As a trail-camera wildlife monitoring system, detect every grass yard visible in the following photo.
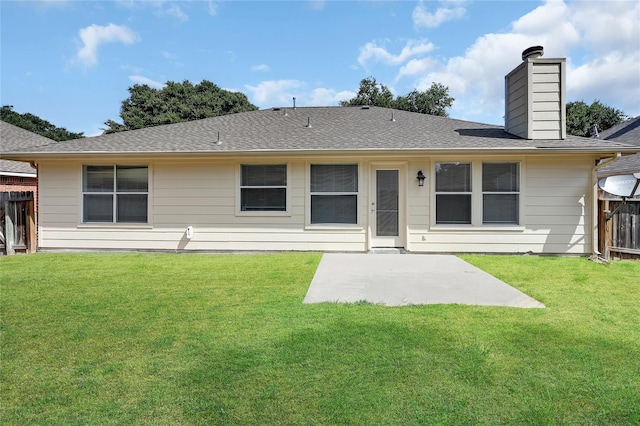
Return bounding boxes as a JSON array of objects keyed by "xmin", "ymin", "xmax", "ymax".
[{"xmin": 1, "ymin": 253, "xmax": 639, "ymax": 425}]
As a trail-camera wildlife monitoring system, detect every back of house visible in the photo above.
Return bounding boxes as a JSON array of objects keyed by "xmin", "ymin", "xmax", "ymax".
[{"xmin": 2, "ymin": 48, "xmax": 638, "ymax": 255}]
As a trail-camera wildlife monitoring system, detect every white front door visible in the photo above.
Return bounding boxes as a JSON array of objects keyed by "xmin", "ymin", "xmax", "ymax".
[{"xmin": 370, "ymin": 165, "xmax": 405, "ymax": 248}]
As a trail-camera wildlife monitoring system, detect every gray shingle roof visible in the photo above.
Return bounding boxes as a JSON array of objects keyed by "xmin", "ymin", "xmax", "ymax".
[
  {"xmin": 2, "ymin": 107, "xmax": 638, "ymax": 158},
  {"xmin": 1, "ymin": 120, "xmax": 56, "ymax": 175},
  {"xmin": 597, "ymin": 116, "xmax": 640, "ymax": 177},
  {"xmin": 599, "ymin": 116, "xmax": 640, "ymax": 145}
]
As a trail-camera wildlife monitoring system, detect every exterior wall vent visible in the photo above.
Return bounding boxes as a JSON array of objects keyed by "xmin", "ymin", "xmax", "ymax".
[{"xmin": 505, "ymin": 46, "xmax": 566, "ymax": 140}]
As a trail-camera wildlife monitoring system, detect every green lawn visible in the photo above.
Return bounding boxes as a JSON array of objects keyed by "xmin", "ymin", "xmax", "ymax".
[{"xmin": 1, "ymin": 253, "xmax": 638, "ymax": 425}]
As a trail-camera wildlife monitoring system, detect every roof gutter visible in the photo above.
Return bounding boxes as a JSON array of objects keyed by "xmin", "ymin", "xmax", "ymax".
[
  {"xmin": 2, "ymin": 146, "xmax": 637, "ymax": 161},
  {"xmin": 591, "ymin": 152, "xmax": 622, "ymax": 258}
]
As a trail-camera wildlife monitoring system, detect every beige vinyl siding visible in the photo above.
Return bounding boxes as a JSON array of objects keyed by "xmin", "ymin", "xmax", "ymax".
[
  {"xmin": 37, "ymin": 158, "xmax": 367, "ymax": 252},
  {"xmin": 408, "ymin": 155, "xmax": 593, "ymax": 254},
  {"xmin": 505, "ymin": 63, "xmax": 528, "ymax": 138},
  {"xmin": 531, "ymin": 62, "xmax": 564, "ymax": 139},
  {"xmin": 505, "ymin": 58, "xmax": 566, "ymax": 140},
  {"xmin": 38, "ymin": 162, "xmax": 78, "ymax": 228},
  {"xmin": 36, "ymin": 154, "xmax": 595, "ymax": 254}
]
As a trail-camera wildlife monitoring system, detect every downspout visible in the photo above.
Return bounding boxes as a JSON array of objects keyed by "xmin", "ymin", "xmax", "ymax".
[{"xmin": 591, "ymin": 153, "xmax": 621, "ymax": 257}]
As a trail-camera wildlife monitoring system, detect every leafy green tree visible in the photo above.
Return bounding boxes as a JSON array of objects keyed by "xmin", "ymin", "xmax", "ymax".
[
  {"xmin": 340, "ymin": 77, "xmax": 394, "ymax": 108},
  {"xmin": 566, "ymin": 100, "xmax": 628, "ymax": 137},
  {"xmin": 340, "ymin": 77, "xmax": 454, "ymax": 117},
  {"xmin": 104, "ymin": 80, "xmax": 258, "ymax": 133},
  {"xmin": 393, "ymin": 83, "xmax": 454, "ymax": 117},
  {"xmin": 1, "ymin": 105, "xmax": 84, "ymax": 141}
]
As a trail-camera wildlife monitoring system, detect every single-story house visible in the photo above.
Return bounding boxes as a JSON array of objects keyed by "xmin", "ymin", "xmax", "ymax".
[
  {"xmin": 2, "ymin": 50, "xmax": 639, "ymax": 255},
  {"xmin": 0, "ymin": 121, "xmax": 55, "ymax": 254},
  {"xmin": 596, "ymin": 116, "xmax": 640, "ymax": 259}
]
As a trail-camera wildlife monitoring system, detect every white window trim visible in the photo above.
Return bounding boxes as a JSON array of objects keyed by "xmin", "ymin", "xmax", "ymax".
[
  {"xmin": 235, "ymin": 162, "xmax": 291, "ymax": 217},
  {"xmin": 430, "ymin": 159, "xmax": 525, "ymax": 231},
  {"xmin": 305, "ymin": 162, "xmax": 363, "ymax": 229},
  {"xmin": 80, "ymin": 164, "xmax": 152, "ymax": 226}
]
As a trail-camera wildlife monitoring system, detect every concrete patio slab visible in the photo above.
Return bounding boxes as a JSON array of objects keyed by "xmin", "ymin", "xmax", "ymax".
[{"xmin": 303, "ymin": 253, "xmax": 545, "ymax": 308}]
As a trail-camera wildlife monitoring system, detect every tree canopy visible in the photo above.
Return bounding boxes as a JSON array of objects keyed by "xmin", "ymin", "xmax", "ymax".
[
  {"xmin": 340, "ymin": 77, "xmax": 394, "ymax": 108},
  {"xmin": 104, "ymin": 80, "xmax": 259, "ymax": 134},
  {"xmin": 340, "ymin": 77, "xmax": 454, "ymax": 117},
  {"xmin": 1, "ymin": 105, "xmax": 84, "ymax": 141},
  {"xmin": 566, "ymin": 100, "xmax": 629, "ymax": 137}
]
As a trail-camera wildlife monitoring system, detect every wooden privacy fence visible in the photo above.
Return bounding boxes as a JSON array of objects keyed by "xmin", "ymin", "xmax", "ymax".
[
  {"xmin": 1, "ymin": 191, "xmax": 36, "ymax": 255},
  {"xmin": 606, "ymin": 201, "xmax": 640, "ymax": 259}
]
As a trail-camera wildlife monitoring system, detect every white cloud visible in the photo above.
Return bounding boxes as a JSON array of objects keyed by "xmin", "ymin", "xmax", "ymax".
[
  {"xmin": 208, "ymin": 1, "xmax": 219, "ymax": 16},
  {"xmin": 358, "ymin": 39, "xmax": 435, "ymax": 67},
  {"xmin": 128, "ymin": 75, "xmax": 166, "ymax": 89},
  {"xmin": 309, "ymin": 88, "xmax": 355, "ymax": 106},
  {"xmin": 244, "ymin": 80, "xmax": 354, "ymax": 108},
  {"xmin": 412, "ymin": 0, "xmax": 467, "ymax": 29},
  {"xmin": 116, "ymin": 1, "xmax": 189, "ymax": 21},
  {"xmin": 396, "ymin": 57, "xmax": 437, "ymax": 81},
  {"xmin": 159, "ymin": 4, "xmax": 188, "ymax": 22},
  {"xmin": 251, "ymin": 64, "xmax": 271, "ymax": 72},
  {"xmin": 245, "ymin": 80, "xmax": 306, "ymax": 107},
  {"xmin": 76, "ymin": 23, "xmax": 139, "ymax": 67},
  {"xmin": 407, "ymin": 0, "xmax": 640, "ymax": 124},
  {"xmin": 309, "ymin": 1, "xmax": 326, "ymax": 11},
  {"xmin": 29, "ymin": 0, "xmax": 70, "ymax": 11}
]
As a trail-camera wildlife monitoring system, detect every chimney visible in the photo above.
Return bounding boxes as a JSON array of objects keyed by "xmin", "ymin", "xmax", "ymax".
[{"xmin": 504, "ymin": 46, "xmax": 566, "ymax": 140}]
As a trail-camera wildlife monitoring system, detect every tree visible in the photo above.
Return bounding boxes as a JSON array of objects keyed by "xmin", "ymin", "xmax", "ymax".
[
  {"xmin": 104, "ymin": 80, "xmax": 259, "ymax": 133},
  {"xmin": 1, "ymin": 105, "xmax": 84, "ymax": 141},
  {"xmin": 393, "ymin": 83, "xmax": 454, "ymax": 117},
  {"xmin": 340, "ymin": 77, "xmax": 394, "ymax": 108},
  {"xmin": 340, "ymin": 77, "xmax": 454, "ymax": 117},
  {"xmin": 566, "ymin": 100, "xmax": 628, "ymax": 137}
]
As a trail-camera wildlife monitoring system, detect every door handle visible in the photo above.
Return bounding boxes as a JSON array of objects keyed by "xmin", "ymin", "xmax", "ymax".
[{"xmin": 371, "ymin": 202, "xmax": 375, "ymax": 212}]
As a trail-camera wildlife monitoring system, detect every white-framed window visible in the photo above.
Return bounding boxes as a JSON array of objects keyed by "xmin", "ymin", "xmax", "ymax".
[
  {"xmin": 82, "ymin": 165, "xmax": 148, "ymax": 223},
  {"xmin": 482, "ymin": 162, "xmax": 520, "ymax": 225},
  {"xmin": 435, "ymin": 162, "xmax": 472, "ymax": 224},
  {"xmin": 433, "ymin": 160, "xmax": 521, "ymax": 227},
  {"xmin": 240, "ymin": 164, "xmax": 287, "ymax": 212},
  {"xmin": 310, "ymin": 164, "xmax": 358, "ymax": 224}
]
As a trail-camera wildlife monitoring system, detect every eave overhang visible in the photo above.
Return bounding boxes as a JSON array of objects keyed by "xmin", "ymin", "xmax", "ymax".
[{"xmin": 2, "ymin": 146, "xmax": 638, "ymax": 162}]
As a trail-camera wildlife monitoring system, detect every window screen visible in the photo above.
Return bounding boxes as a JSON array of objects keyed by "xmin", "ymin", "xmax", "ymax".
[
  {"xmin": 240, "ymin": 164, "xmax": 287, "ymax": 211},
  {"xmin": 310, "ymin": 164, "xmax": 358, "ymax": 224},
  {"xmin": 435, "ymin": 163, "xmax": 471, "ymax": 224},
  {"xmin": 483, "ymin": 163, "xmax": 519, "ymax": 224},
  {"xmin": 83, "ymin": 165, "xmax": 148, "ymax": 223}
]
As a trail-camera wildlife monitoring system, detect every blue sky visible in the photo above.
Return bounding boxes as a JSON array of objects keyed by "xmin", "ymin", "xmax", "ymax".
[{"xmin": 1, "ymin": 0, "xmax": 639, "ymax": 137}]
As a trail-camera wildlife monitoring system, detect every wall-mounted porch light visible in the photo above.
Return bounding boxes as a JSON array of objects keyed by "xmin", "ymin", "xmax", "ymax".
[{"xmin": 416, "ymin": 170, "xmax": 426, "ymax": 187}]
